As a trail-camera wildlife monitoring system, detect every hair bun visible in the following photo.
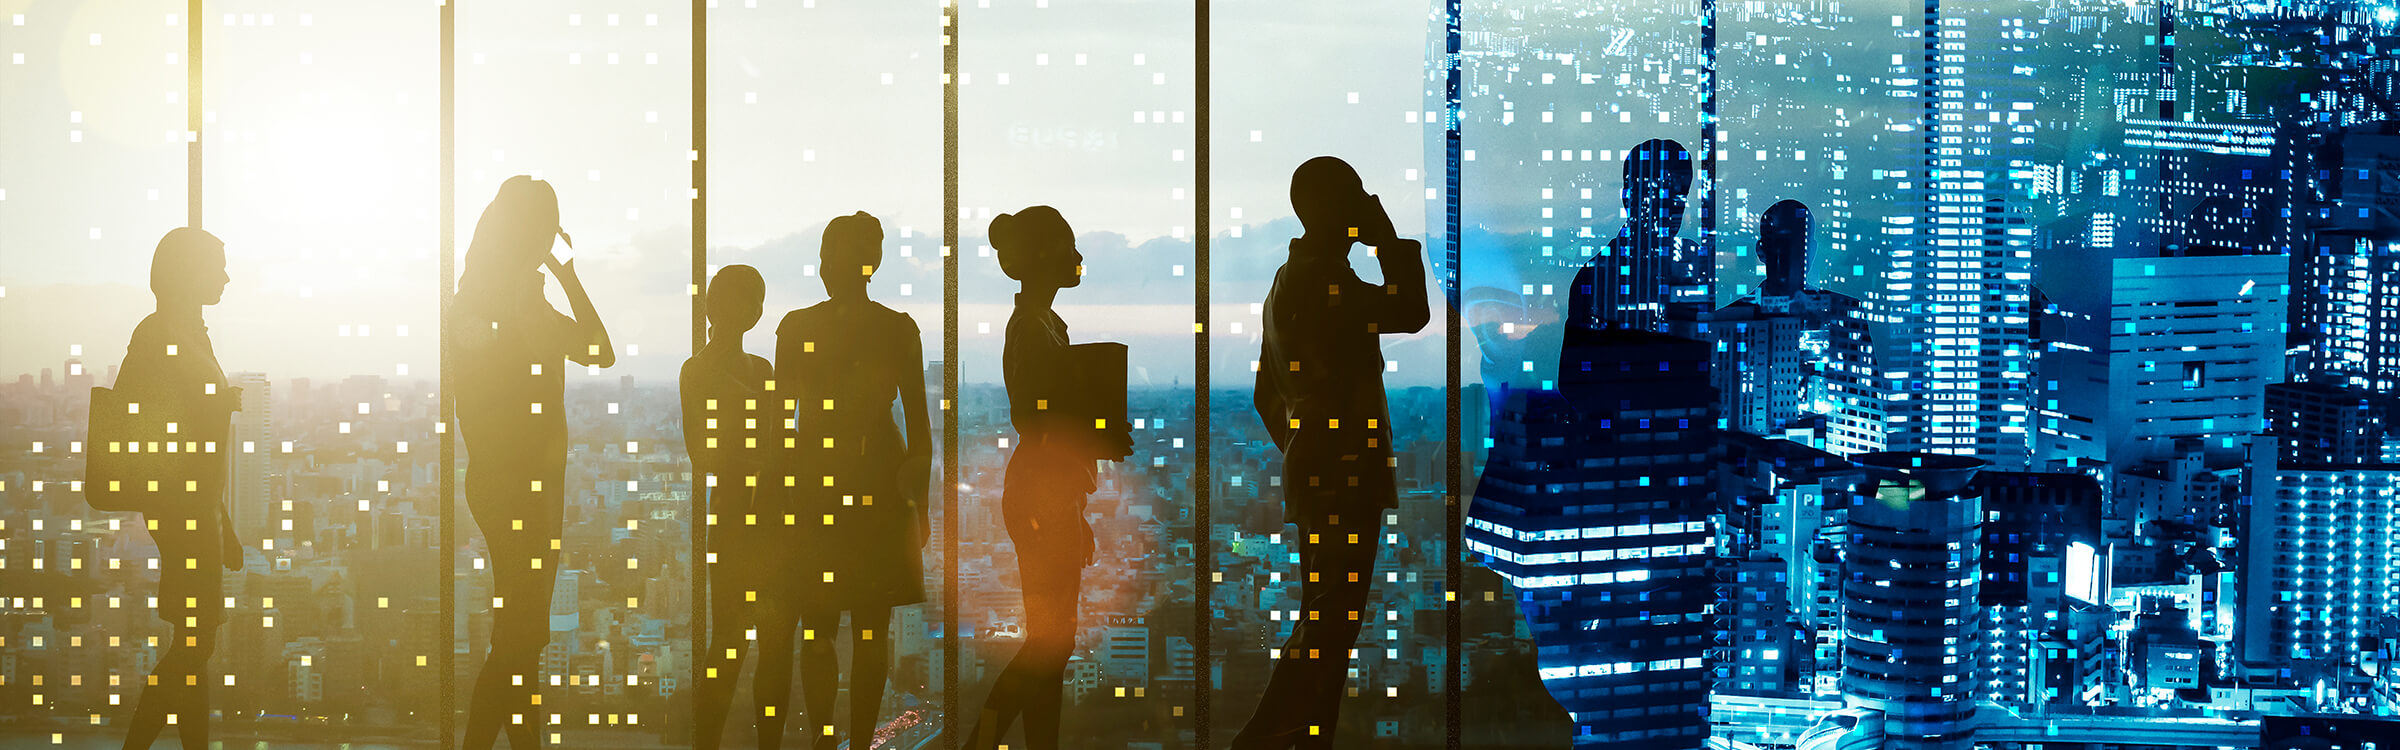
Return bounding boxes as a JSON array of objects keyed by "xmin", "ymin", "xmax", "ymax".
[
  {"xmin": 990, "ymin": 212, "xmax": 1019, "ymax": 247},
  {"xmin": 990, "ymin": 212, "xmax": 1024, "ymax": 280}
]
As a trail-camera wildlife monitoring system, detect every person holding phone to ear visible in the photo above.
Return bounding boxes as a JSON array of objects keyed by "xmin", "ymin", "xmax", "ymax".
[
  {"xmin": 450, "ymin": 176, "xmax": 615, "ymax": 750},
  {"xmin": 1236, "ymin": 157, "xmax": 1429, "ymax": 750}
]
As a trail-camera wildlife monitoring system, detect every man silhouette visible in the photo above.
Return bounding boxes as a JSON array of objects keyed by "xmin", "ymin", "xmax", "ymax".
[
  {"xmin": 1757, "ymin": 199, "xmax": 1812, "ymax": 301},
  {"xmin": 1238, "ymin": 156, "xmax": 1429, "ymax": 749},
  {"xmin": 1565, "ymin": 139, "xmax": 1697, "ymax": 333}
]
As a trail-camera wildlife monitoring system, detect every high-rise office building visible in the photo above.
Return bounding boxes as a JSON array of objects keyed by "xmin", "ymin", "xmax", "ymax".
[
  {"xmin": 231, "ymin": 372, "xmax": 274, "ymax": 542},
  {"xmin": 1717, "ymin": 435, "xmax": 1860, "ymax": 698},
  {"xmin": 2264, "ymin": 380, "xmax": 2393, "ymax": 465},
  {"xmin": 2037, "ymin": 250, "xmax": 2289, "ymax": 469},
  {"xmin": 1840, "ymin": 452, "xmax": 1984, "ymax": 750},
  {"xmin": 1717, "ymin": 433, "xmax": 1865, "ymax": 699},
  {"xmin": 2102, "ymin": 254, "xmax": 2288, "ymax": 465},
  {"xmin": 1820, "ymin": 291, "xmax": 1893, "ymax": 458},
  {"xmin": 1464, "ymin": 327, "xmax": 1716, "ymax": 749},
  {"xmin": 1871, "ymin": 0, "xmax": 2040, "ymax": 470},
  {"xmin": 2297, "ymin": 128, "xmax": 2400, "ymax": 392},
  {"xmin": 1691, "ymin": 302, "xmax": 1809, "ymax": 436},
  {"xmin": 1102, "ymin": 615, "xmax": 1149, "ymax": 688},
  {"xmin": 2240, "ymin": 440, "xmax": 2400, "ymax": 692}
]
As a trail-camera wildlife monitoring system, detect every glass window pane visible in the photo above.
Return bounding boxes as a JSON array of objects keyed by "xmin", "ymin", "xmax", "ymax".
[
  {"xmin": 1, "ymin": 2, "xmax": 198, "ymax": 746},
  {"xmin": 960, "ymin": 1, "xmax": 1198, "ymax": 746},
  {"xmin": 453, "ymin": 3, "xmax": 691, "ymax": 745},
  {"xmin": 201, "ymin": 0, "xmax": 447, "ymax": 737},
  {"xmin": 706, "ymin": 2, "xmax": 945, "ymax": 748},
  {"xmin": 1209, "ymin": 1, "xmax": 1455, "ymax": 744},
  {"xmin": 1457, "ymin": 0, "xmax": 1711, "ymax": 746}
]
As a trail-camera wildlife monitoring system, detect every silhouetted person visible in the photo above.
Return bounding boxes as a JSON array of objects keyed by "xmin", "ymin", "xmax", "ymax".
[
  {"xmin": 966, "ymin": 207, "xmax": 1133, "ymax": 750},
  {"xmin": 1238, "ymin": 156, "xmax": 1430, "ymax": 750},
  {"xmin": 117, "ymin": 227, "xmax": 244, "ymax": 750},
  {"xmin": 685, "ymin": 265, "xmax": 792, "ymax": 750},
  {"xmin": 2177, "ymin": 196, "xmax": 2250, "ymax": 257},
  {"xmin": 1566, "ymin": 139, "xmax": 1695, "ymax": 332},
  {"xmin": 451, "ymin": 176, "xmax": 615, "ymax": 750},
  {"xmin": 1758, "ymin": 199, "xmax": 1812, "ymax": 299},
  {"xmin": 775, "ymin": 212, "xmax": 931, "ymax": 750}
]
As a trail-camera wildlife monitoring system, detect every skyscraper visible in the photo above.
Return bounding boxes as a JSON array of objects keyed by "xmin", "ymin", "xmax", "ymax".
[
  {"xmin": 1691, "ymin": 301, "xmax": 1809, "ymax": 436},
  {"xmin": 2297, "ymin": 127, "xmax": 2400, "ymax": 392},
  {"xmin": 2264, "ymin": 380, "xmax": 2393, "ymax": 465},
  {"xmin": 1873, "ymin": 0, "xmax": 2040, "ymax": 469},
  {"xmin": 1821, "ymin": 290, "xmax": 1893, "ymax": 457},
  {"xmin": 2103, "ymin": 253, "xmax": 2288, "ymax": 465},
  {"xmin": 231, "ymin": 371, "xmax": 274, "ymax": 542},
  {"xmin": 1840, "ymin": 452, "xmax": 1984, "ymax": 750},
  {"xmin": 2240, "ymin": 439, "xmax": 2400, "ymax": 695},
  {"xmin": 1464, "ymin": 327, "xmax": 1716, "ymax": 749}
]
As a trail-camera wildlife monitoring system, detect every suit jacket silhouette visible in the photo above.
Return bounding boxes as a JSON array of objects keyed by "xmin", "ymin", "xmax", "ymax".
[{"xmin": 1254, "ymin": 237, "xmax": 1429, "ymax": 523}]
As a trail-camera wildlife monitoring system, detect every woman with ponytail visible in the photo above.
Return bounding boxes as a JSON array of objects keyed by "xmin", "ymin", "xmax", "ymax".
[{"xmin": 450, "ymin": 176, "xmax": 615, "ymax": 750}]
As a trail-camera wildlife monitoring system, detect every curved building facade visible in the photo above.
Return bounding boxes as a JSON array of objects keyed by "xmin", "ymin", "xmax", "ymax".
[{"xmin": 1840, "ymin": 452, "xmax": 1984, "ymax": 750}]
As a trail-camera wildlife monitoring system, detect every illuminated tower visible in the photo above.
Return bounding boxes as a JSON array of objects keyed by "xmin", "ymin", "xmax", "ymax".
[
  {"xmin": 1873, "ymin": 0, "xmax": 2039, "ymax": 469},
  {"xmin": 1464, "ymin": 327, "xmax": 1716, "ymax": 749},
  {"xmin": 2240, "ymin": 440, "xmax": 2400, "ymax": 694},
  {"xmin": 1840, "ymin": 452, "xmax": 1983, "ymax": 750},
  {"xmin": 231, "ymin": 371, "xmax": 274, "ymax": 542}
]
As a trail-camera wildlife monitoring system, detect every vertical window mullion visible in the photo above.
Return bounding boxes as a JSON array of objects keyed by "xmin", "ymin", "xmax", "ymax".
[
  {"xmin": 1193, "ymin": 1, "xmax": 1213, "ymax": 746},
  {"xmin": 690, "ymin": 0, "xmax": 711, "ymax": 733},
  {"xmin": 941, "ymin": 2, "xmax": 962, "ymax": 746},
  {"xmin": 437, "ymin": 2, "xmax": 457, "ymax": 748},
  {"xmin": 1443, "ymin": 1, "xmax": 1465, "ymax": 747}
]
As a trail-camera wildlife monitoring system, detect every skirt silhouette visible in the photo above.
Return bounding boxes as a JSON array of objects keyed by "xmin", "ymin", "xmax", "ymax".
[{"xmin": 790, "ymin": 456, "xmax": 925, "ymax": 611}]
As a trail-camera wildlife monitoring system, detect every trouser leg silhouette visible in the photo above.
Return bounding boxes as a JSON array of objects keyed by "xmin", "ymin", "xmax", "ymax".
[
  {"xmin": 798, "ymin": 610, "xmax": 844, "ymax": 750},
  {"xmin": 848, "ymin": 607, "xmax": 893, "ymax": 748},
  {"xmin": 697, "ymin": 486, "xmax": 771, "ymax": 750},
  {"xmin": 1233, "ymin": 509, "xmax": 1381, "ymax": 750},
  {"xmin": 125, "ymin": 520, "xmax": 220, "ymax": 750},
  {"xmin": 464, "ymin": 467, "xmax": 562, "ymax": 750},
  {"xmin": 121, "ymin": 623, "xmax": 215, "ymax": 750},
  {"xmin": 969, "ymin": 535, "xmax": 1083, "ymax": 750},
  {"xmin": 752, "ymin": 604, "xmax": 802, "ymax": 750},
  {"xmin": 695, "ymin": 577, "xmax": 756, "ymax": 749}
]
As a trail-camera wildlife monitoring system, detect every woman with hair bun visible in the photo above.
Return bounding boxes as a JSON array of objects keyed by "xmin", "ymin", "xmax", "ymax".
[
  {"xmin": 966, "ymin": 206, "xmax": 1132, "ymax": 750},
  {"xmin": 774, "ymin": 211, "xmax": 931, "ymax": 750}
]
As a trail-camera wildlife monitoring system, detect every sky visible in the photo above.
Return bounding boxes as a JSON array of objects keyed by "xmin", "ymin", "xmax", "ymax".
[{"xmin": 0, "ymin": 0, "xmax": 1453, "ymax": 386}]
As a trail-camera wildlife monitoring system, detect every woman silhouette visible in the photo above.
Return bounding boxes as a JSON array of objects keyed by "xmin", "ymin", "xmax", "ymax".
[
  {"xmin": 118, "ymin": 227, "xmax": 244, "ymax": 750},
  {"xmin": 774, "ymin": 212, "xmax": 931, "ymax": 750},
  {"xmin": 450, "ymin": 176, "xmax": 614, "ymax": 750},
  {"xmin": 967, "ymin": 206, "xmax": 1131, "ymax": 750},
  {"xmin": 684, "ymin": 265, "xmax": 794, "ymax": 750}
]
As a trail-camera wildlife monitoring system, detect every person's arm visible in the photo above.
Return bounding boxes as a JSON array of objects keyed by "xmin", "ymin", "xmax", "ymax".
[
  {"xmin": 1005, "ymin": 316, "xmax": 1077, "ymax": 444},
  {"xmin": 545, "ymin": 256, "xmax": 616, "ymax": 368},
  {"xmin": 770, "ymin": 315, "xmax": 808, "ymax": 493},
  {"xmin": 898, "ymin": 319, "xmax": 933, "ymax": 547},
  {"xmin": 1564, "ymin": 256, "xmax": 1601, "ymax": 333},
  {"xmin": 1254, "ymin": 288, "xmax": 1294, "ymax": 452},
  {"xmin": 679, "ymin": 359, "xmax": 712, "ymax": 478},
  {"xmin": 1355, "ymin": 195, "xmax": 1431, "ymax": 335},
  {"xmin": 1366, "ymin": 239, "xmax": 1431, "ymax": 334}
]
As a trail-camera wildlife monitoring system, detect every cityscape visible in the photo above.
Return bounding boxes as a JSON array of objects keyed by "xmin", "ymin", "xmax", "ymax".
[{"xmin": 7, "ymin": 0, "xmax": 2400, "ymax": 748}]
